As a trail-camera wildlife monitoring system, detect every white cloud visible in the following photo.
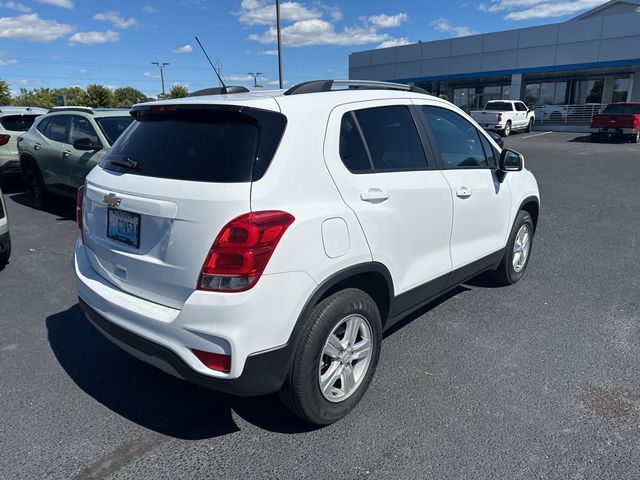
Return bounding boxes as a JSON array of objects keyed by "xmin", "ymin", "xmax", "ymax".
[
  {"xmin": 363, "ymin": 13, "xmax": 408, "ymax": 29},
  {"xmin": 142, "ymin": 5, "xmax": 157, "ymax": 14},
  {"xmin": 0, "ymin": 13, "xmax": 72, "ymax": 42},
  {"xmin": 69, "ymin": 30, "xmax": 120, "ymax": 45},
  {"xmin": 266, "ymin": 79, "xmax": 288, "ymax": 86},
  {"xmin": 0, "ymin": 57, "xmax": 18, "ymax": 65},
  {"xmin": 36, "ymin": 0, "xmax": 73, "ymax": 8},
  {"xmin": 248, "ymin": 19, "xmax": 391, "ymax": 46},
  {"xmin": 93, "ymin": 11, "xmax": 138, "ymax": 29},
  {"xmin": 505, "ymin": 0, "xmax": 604, "ymax": 20},
  {"xmin": 0, "ymin": 1, "xmax": 31, "ymax": 13},
  {"xmin": 143, "ymin": 71, "xmax": 160, "ymax": 79},
  {"xmin": 226, "ymin": 74, "xmax": 253, "ymax": 82},
  {"xmin": 172, "ymin": 44, "xmax": 192, "ymax": 54},
  {"xmin": 75, "ymin": 68, "xmax": 88, "ymax": 74},
  {"xmin": 259, "ymin": 49, "xmax": 278, "ymax": 55},
  {"xmin": 430, "ymin": 17, "xmax": 476, "ymax": 37},
  {"xmin": 238, "ymin": 0, "xmax": 322, "ymax": 25},
  {"xmin": 377, "ymin": 37, "xmax": 411, "ymax": 49}
]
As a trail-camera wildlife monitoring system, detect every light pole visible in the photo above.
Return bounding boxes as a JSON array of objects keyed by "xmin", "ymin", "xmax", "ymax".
[
  {"xmin": 248, "ymin": 72, "xmax": 263, "ymax": 88},
  {"xmin": 151, "ymin": 61, "xmax": 170, "ymax": 97},
  {"xmin": 276, "ymin": 0, "xmax": 283, "ymax": 89}
]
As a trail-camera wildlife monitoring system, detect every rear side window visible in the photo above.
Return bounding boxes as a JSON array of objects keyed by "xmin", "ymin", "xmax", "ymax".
[
  {"xmin": 348, "ymin": 105, "xmax": 428, "ymax": 172},
  {"xmin": 101, "ymin": 107, "xmax": 286, "ymax": 182},
  {"xmin": 43, "ymin": 115, "xmax": 70, "ymax": 143},
  {"xmin": 339, "ymin": 114, "xmax": 372, "ymax": 172},
  {"xmin": 1, "ymin": 115, "xmax": 40, "ymax": 132},
  {"xmin": 36, "ymin": 117, "xmax": 50, "ymax": 134}
]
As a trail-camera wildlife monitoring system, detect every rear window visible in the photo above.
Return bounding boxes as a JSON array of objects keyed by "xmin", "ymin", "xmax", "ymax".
[
  {"xmin": 96, "ymin": 116, "xmax": 133, "ymax": 145},
  {"xmin": 603, "ymin": 103, "xmax": 640, "ymax": 114},
  {"xmin": 100, "ymin": 106, "xmax": 287, "ymax": 182},
  {"xmin": 484, "ymin": 102, "xmax": 513, "ymax": 111},
  {"xmin": 1, "ymin": 114, "xmax": 40, "ymax": 132}
]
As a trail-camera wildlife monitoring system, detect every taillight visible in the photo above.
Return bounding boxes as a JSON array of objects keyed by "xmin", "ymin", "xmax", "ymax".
[
  {"xmin": 497, "ymin": 113, "xmax": 503, "ymax": 122},
  {"xmin": 198, "ymin": 210, "xmax": 295, "ymax": 292},
  {"xmin": 192, "ymin": 349, "xmax": 231, "ymax": 373},
  {"xmin": 76, "ymin": 185, "xmax": 85, "ymax": 232},
  {"xmin": 0, "ymin": 134, "xmax": 10, "ymax": 146}
]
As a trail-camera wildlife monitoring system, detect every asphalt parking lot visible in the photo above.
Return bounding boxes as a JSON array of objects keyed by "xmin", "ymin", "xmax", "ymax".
[{"xmin": 1, "ymin": 131, "xmax": 639, "ymax": 480}]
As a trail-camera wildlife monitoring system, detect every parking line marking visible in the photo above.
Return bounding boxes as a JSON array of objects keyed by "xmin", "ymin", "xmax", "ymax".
[{"xmin": 522, "ymin": 131, "xmax": 553, "ymax": 139}]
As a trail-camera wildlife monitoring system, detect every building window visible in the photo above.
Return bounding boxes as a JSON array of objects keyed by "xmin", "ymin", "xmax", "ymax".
[
  {"xmin": 613, "ymin": 77, "xmax": 630, "ymax": 103},
  {"xmin": 524, "ymin": 82, "xmax": 567, "ymax": 105},
  {"xmin": 572, "ymin": 79, "xmax": 604, "ymax": 104},
  {"xmin": 524, "ymin": 84, "xmax": 540, "ymax": 105}
]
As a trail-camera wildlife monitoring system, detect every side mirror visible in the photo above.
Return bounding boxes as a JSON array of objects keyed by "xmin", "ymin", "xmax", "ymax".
[
  {"xmin": 73, "ymin": 138, "xmax": 102, "ymax": 151},
  {"xmin": 498, "ymin": 148, "xmax": 523, "ymax": 172}
]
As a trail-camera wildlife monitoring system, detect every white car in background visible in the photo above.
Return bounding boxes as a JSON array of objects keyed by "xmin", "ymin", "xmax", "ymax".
[
  {"xmin": 0, "ymin": 106, "xmax": 48, "ymax": 176},
  {"xmin": 470, "ymin": 100, "xmax": 536, "ymax": 136}
]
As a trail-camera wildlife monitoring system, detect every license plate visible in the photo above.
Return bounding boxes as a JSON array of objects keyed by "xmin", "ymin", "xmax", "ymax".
[{"xmin": 107, "ymin": 208, "xmax": 140, "ymax": 248}]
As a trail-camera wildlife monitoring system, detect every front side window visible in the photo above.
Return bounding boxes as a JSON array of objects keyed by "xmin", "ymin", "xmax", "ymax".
[
  {"xmin": 69, "ymin": 116, "xmax": 101, "ymax": 146},
  {"xmin": 515, "ymin": 102, "xmax": 528, "ymax": 112},
  {"xmin": 43, "ymin": 115, "xmax": 70, "ymax": 143},
  {"xmin": 351, "ymin": 105, "xmax": 428, "ymax": 171},
  {"xmin": 422, "ymin": 106, "xmax": 489, "ymax": 169}
]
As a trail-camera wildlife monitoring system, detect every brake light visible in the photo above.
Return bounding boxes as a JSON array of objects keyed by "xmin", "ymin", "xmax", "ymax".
[
  {"xmin": 0, "ymin": 134, "xmax": 10, "ymax": 146},
  {"xmin": 497, "ymin": 113, "xmax": 502, "ymax": 122},
  {"xmin": 76, "ymin": 185, "xmax": 85, "ymax": 232},
  {"xmin": 192, "ymin": 349, "xmax": 231, "ymax": 373},
  {"xmin": 198, "ymin": 210, "xmax": 295, "ymax": 292}
]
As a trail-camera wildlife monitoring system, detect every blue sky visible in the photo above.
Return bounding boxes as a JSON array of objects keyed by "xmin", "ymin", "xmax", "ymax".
[{"xmin": 0, "ymin": 0, "xmax": 607, "ymax": 97}]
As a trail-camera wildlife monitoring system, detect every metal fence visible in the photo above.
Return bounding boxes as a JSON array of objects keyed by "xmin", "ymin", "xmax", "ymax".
[{"xmin": 533, "ymin": 103, "xmax": 604, "ymax": 125}]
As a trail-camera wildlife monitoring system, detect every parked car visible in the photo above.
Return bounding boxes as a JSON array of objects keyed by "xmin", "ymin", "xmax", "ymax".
[
  {"xmin": 0, "ymin": 185, "xmax": 10, "ymax": 265},
  {"xmin": 74, "ymin": 80, "xmax": 540, "ymax": 425},
  {"xmin": 18, "ymin": 107, "xmax": 133, "ymax": 208},
  {"xmin": 0, "ymin": 106, "xmax": 48, "ymax": 176},
  {"xmin": 590, "ymin": 102, "xmax": 640, "ymax": 142},
  {"xmin": 470, "ymin": 100, "xmax": 536, "ymax": 137}
]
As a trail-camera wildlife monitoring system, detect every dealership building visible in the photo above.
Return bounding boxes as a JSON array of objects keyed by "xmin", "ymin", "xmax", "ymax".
[{"xmin": 349, "ymin": 0, "xmax": 640, "ymax": 117}]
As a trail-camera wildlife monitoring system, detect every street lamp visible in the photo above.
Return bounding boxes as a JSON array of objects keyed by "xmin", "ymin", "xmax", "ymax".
[
  {"xmin": 248, "ymin": 72, "xmax": 263, "ymax": 88},
  {"xmin": 151, "ymin": 61, "xmax": 170, "ymax": 97}
]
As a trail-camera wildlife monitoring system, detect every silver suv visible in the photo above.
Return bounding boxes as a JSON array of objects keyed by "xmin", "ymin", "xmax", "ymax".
[
  {"xmin": 18, "ymin": 107, "xmax": 133, "ymax": 208},
  {"xmin": 0, "ymin": 106, "xmax": 47, "ymax": 176}
]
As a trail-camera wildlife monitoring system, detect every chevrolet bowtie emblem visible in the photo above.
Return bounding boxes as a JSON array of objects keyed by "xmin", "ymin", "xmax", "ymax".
[{"xmin": 103, "ymin": 193, "xmax": 121, "ymax": 207}]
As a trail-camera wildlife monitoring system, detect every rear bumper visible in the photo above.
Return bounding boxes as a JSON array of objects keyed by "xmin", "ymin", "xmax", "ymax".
[
  {"xmin": 74, "ymin": 237, "xmax": 317, "ymax": 396},
  {"xmin": 79, "ymin": 298, "xmax": 294, "ymax": 396},
  {"xmin": 591, "ymin": 127, "xmax": 638, "ymax": 135}
]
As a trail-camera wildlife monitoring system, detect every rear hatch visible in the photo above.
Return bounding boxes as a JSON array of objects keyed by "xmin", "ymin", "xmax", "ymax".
[
  {"xmin": 81, "ymin": 102, "xmax": 287, "ymax": 309},
  {"xmin": 0, "ymin": 114, "xmax": 41, "ymax": 154}
]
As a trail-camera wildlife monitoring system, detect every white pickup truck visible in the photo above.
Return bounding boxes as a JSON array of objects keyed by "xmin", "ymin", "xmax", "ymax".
[{"xmin": 470, "ymin": 100, "xmax": 535, "ymax": 137}]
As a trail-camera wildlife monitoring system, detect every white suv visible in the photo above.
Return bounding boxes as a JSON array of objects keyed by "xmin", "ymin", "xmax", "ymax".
[{"xmin": 74, "ymin": 80, "xmax": 540, "ymax": 424}]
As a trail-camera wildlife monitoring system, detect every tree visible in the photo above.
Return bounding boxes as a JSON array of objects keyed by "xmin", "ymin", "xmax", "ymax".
[
  {"xmin": 55, "ymin": 86, "xmax": 89, "ymax": 106},
  {"xmin": 0, "ymin": 80, "xmax": 10, "ymax": 105},
  {"xmin": 12, "ymin": 87, "xmax": 57, "ymax": 108},
  {"xmin": 86, "ymin": 84, "xmax": 113, "ymax": 108},
  {"xmin": 112, "ymin": 87, "xmax": 147, "ymax": 107},
  {"xmin": 169, "ymin": 84, "xmax": 189, "ymax": 99}
]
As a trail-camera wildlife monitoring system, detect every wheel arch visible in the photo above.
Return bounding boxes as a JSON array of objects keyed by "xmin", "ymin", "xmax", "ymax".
[{"xmin": 518, "ymin": 196, "xmax": 539, "ymax": 232}]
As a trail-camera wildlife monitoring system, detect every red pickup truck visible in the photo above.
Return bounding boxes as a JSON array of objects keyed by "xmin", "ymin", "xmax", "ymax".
[{"xmin": 590, "ymin": 102, "xmax": 640, "ymax": 143}]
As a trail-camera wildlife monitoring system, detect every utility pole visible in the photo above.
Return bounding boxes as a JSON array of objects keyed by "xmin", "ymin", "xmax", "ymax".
[
  {"xmin": 151, "ymin": 61, "xmax": 170, "ymax": 97},
  {"xmin": 248, "ymin": 72, "xmax": 263, "ymax": 88},
  {"xmin": 276, "ymin": 0, "xmax": 283, "ymax": 89}
]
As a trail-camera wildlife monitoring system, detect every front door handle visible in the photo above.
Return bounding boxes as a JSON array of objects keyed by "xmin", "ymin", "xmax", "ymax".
[
  {"xmin": 34, "ymin": 143, "xmax": 42, "ymax": 150},
  {"xmin": 63, "ymin": 150, "xmax": 71, "ymax": 158},
  {"xmin": 360, "ymin": 188, "xmax": 390, "ymax": 204},
  {"xmin": 456, "ymin": 187, "xmax": 472, "ymax": 199}
]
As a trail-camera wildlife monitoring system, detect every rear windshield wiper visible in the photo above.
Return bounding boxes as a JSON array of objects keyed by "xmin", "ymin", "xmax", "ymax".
[{"xmin": 108, "ymin": 156, "xmax": 142, "ymax": 170}]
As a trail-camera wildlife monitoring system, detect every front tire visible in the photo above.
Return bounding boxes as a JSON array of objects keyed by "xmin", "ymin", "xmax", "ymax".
[
  {"xmin": 500, "ymin": 121, "xmax": 511, "ymax": 137},
  {"xmin": 590, "ymin": 133, "xmax": 601, "ymax": 143},
  {"xmin": 491, "ymin": 210, "xmax": 534, "ymax": 285},
  {"xmin": 525, "ymin": 118, "xmax": 533, "ymax": 133},
  {"xmin": 280, "ymin": 288, "xmax": 382, "ymax": 425}
]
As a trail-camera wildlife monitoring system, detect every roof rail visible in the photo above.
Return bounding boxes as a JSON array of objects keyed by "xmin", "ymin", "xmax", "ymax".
[
  {"xmin": 283, "ymin": 79, "xmax": 429, "ymax": 96},
  {"xmin": 48, "ymin": 106, "xmax": 94, "ymax": 114},
  {"xmin": 188, "ymin": 86, "xmax": 250, "ymax": 97}
]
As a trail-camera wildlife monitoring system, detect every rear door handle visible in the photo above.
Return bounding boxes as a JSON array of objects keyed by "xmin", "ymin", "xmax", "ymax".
[
  {"xmin": 360, "ymin": 188, "xmax": 390, "ymax": 204},
  {"xmin": 34, "ymin": 143, "xmax": 41, "ymax": 150},
  {"xmin": 63, "ymin": 150, "xmax": 71, "ymax": 158},
  {"xmin": 456, "ymin": 187, "xmax": 472, "ymax": 199}
]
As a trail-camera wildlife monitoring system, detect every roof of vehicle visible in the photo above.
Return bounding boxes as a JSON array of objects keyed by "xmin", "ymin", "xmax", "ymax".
[
  {"xmin": 0, "ymin": 106, "xmax": 48, "ymax": 116},
  {"xmin": 46, "ymin": 106, "xmax": 131, "ymax": 117},
  {"xmin": 133, "ymin": 80, "xmax": 439, "ymax": 113}
]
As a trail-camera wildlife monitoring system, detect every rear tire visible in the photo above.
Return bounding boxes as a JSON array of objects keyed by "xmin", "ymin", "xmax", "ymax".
[
  {"xmin": 632, "ymin": 131, "xmax": 640, "ymax": 143},
  {"xmin": 22, "ymin": 161, "xmax": 49, "ymax": 210},
  {"xmin": 500, "ymin": 121, "xmax": 511, "ymax": 137},
  {"xmin": 0, "ymin": 234, "xmax": 10, "ymax": 266},
  {"xmin": 280, "ymin": 288, "xmax": 382, "ymax": 425},
  {"xmin": 491, "ymin": 210, "xmax": 534, "ymax": 285},
  {"xmin": 590, "ymin": 133, "xmax": 601, "ymax": 143}
]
